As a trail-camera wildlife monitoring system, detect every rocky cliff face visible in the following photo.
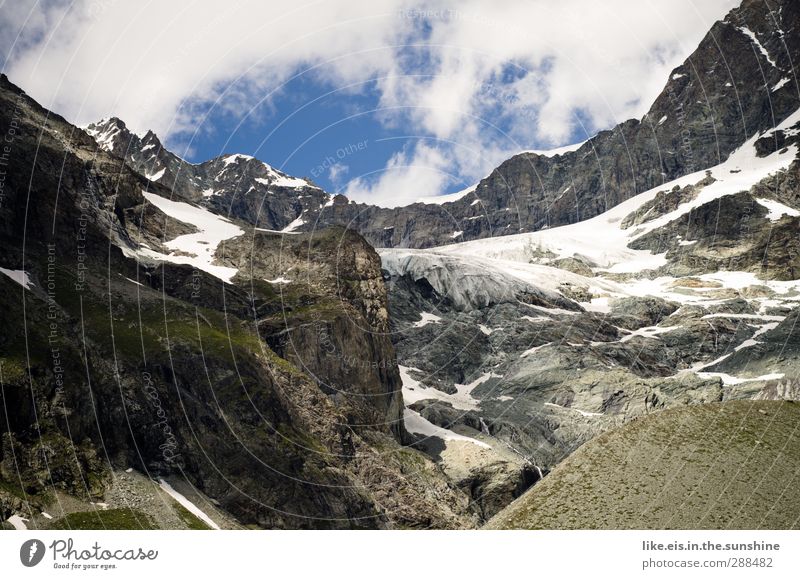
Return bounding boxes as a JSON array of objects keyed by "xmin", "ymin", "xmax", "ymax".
[
  {"xmin": 222, "ymin": 227, "xmax": 405, "ymax": 440},
  {"xmin": 0, "ymin": 74, "xmax": 476, "ymax": 529}
]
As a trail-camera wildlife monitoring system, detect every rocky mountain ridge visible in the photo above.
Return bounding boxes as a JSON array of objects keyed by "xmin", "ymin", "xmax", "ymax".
[{"xmin": 85, "ymin": 0, "xmax": 799, "ymax": 249}]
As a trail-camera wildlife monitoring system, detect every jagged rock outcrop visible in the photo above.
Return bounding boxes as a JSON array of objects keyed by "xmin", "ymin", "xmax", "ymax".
[
  {"xmin": 629, "ymin": 167, "xmax": 800, "ymax": 281},
  {"xmin": 85, "ymin": 118, "xmax": 331, "ymax": 233},
  {"xmin": 708, "ymin": 306, "xmax": 800, "ymax": 380},
  {"xmin": 222, "ymin": 227, "xmax": 405, "ymax": 439}
]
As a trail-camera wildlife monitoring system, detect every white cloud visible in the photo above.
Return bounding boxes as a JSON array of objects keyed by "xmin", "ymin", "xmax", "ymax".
[
  {"xmin": 327, "ymin": 162, "xmax": 349, "ymax": 184},
  {"xmin": 345, "ymin": 142, "xmax": 452, "ymax": 207},
  {"xmin": 2, "ymin": 0, "xmax": 738, "ymax": 205}
]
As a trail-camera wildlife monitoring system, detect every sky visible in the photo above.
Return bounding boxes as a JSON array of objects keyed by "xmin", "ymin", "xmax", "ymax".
[{"xmin": 0, "ymin": 0, "xmax": 738, "ymax": 207}]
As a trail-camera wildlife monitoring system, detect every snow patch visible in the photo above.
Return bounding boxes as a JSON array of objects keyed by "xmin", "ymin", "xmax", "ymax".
[
  {"xmin": 159, "ymin": 479, "xmax": 220, "ymax": 530},
  {"xmin": 254, "ymin": 168, "xmax": 311, "ymax": 189},
  {"xmin": 521, "ymin": 315, "xmax": 550, "ymax": 322},
  {"xmin": 255, "ymin": 227, "xmax": 301, "ymax": 235},
  {"xmin": 523, "ymin": 139, "xmax": 587, "ymax": 157},
  {"xmin": 223, "ymin": 153, "xmax": 254, "ymax": 166},
  {"xmin": 696, "ymin": 372, "xmax": 784, "ymax": 386},
  {"xmin": 281, "ymin": 215, "xmax": 306, "ymax": 233},
  {"xmin": 145, "ymin": 168, "xmax": 166, "ymax": 181},
  {"xmin": 755, "ymin": 198, "xmax": 800, "ymax": 221},
  {"xmin": 520, "ymin": 343, "xmax": 551, "ymax": 358},
  {"xmin": 544, "ymin": 402, "xmax": 603, "ymax": 417},
  {"xmin": 417, "ymin": 182, "xmax": 477, "ymax": 205},
  {"xmin": 0, "ymin": 267, "xmax": 33, "ymax": 289},
  {"xmin": 131, "ymin": 192, "xmax": 243, "ymax": 283},
  {"xmin": 272, "ymin": 174, "xmax": 309, "ymax": 188},
  {"xmin": 7, "ymin": 515, "xmax": 28, "ymax": 530},
  {"xmin": 400, "ymin": 366, "xmax": 497, "ymax": 411},
  {"xmin": 737, "ymin": 26, "xmax": 777, "ymax": 68},
  {"xmin": 772, "ymin": 77, "xmax": 791, "ymax": 92},
  {"xmin": 701, "ymin": 313, "xmax": 785, "ymax": 322},
  {"xmin": 583, "ymin": 296, "xmax": 611, "ymax": 313},
  {"xmin": 413, "ymin": 312, "xmax": 442, "ymax": 328},
  {"xmin": 735, "ymin": 321, "xmax": 779, "ymax": 352},
  {"xmin": 404, "ymin": 408, "xmax": 490, "ymax": 448},
  {"xmin": 619, "ymin": 325, "xmax": 678, "ymax": 343}
]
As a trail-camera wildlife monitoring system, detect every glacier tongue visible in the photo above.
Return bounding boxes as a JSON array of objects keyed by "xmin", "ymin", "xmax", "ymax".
[{"xmin": 380, "ymin": 249, "xmax": 579, "ymax": 311}]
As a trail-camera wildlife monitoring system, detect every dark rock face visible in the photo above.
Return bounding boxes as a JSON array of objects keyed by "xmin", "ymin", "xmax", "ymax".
[
  {"xmin": 620, "ymin": 174, "xmax": 714, "ymax": 230},
  {"xmin": 409, "ymin": 400, "xmax": 483, "ymax": 433},
  {"xmin": 0, "ymin": 75, "xmax": 475, "ymax": 529},
  {"xmin": 607, "ymin": 296, "xmax": 680, "ymax": 331},
  {"xmin": 223, "ymin": 228, "xmax": 405, "ymax": 439},
  {"xmin": 710, "ymin": 307, "xmax": 800, "ymax": 380}
]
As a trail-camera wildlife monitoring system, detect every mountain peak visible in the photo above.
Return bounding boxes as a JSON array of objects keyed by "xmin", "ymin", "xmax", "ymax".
[
  {"xmin": 84, "ymin": 116, "xmax": 133, "ymax": 154},
  {"xmin": 87, "ymin": 116, "xmax": 127, "ymax": 132}
]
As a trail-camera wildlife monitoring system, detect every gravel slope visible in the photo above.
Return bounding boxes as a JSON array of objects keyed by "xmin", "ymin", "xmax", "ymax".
[{"xmin": 487, "ymin": 400, "xmax": 800, "ymax": 529}]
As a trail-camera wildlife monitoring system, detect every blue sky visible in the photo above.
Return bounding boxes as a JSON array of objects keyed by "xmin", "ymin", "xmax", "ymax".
[
  {"xmin": 176, "ymin": 69, "xmax": 587, "ymax": 197},
  {"xmin": 178, "ymin": 74, "xmax": 423, "ymax": 193},
  {"xmin": 1, "ymin": 0, "xmax": 737, "ymax": 206}
]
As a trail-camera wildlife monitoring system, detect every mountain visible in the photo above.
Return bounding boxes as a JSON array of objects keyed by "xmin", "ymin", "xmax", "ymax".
[
  {"xmin": 85, "ymin": 0, "xmax": 799, "ymax": 249},
  {"xmin": 381, "ymin": 107, "xmax": 800, "ymax": 487},
  {"xmin": 487, "ymin": 400, "xmax": 800, "ymax": 529},
  {"xmin": 84, "ymin": 117, "xmax": 333, "ymax": 233},
  {"xmin": 2, "ymin": 0, "xmax": 800, "ymax": 530},
  {"xmin": 0, "ymin": 73, "xmax": 480, "ymax": 529}
]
